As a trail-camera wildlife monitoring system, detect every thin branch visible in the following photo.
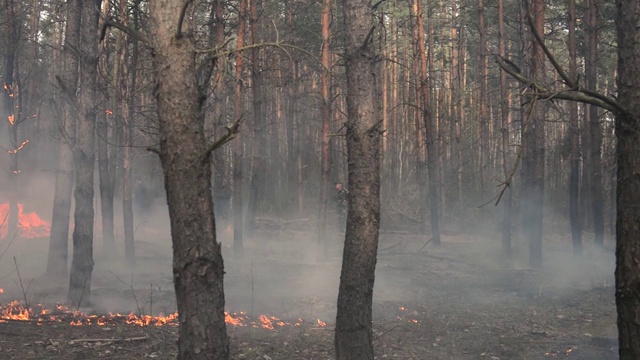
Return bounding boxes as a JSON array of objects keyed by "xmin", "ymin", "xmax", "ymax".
[
  {"xmin": 524, "ymin": 0, "xmax": 574, "ymax": 87},
  {"xmin": 197, "ymin": 116, "xmax": 242, "ymax": 165},
  {"xmin": 494, "ymin": 56, "xmax": 621, "ymax": 114},
  {"xmin": 176, "ymin": 0, "xmax": 193, "ymax": 40},
  {"xmin": 100, "ymin": 20, "xmax": 151, "ymax": 45}
]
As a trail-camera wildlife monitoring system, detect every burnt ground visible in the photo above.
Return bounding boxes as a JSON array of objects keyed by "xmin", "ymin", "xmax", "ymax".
[{"xmin": 0, "ymin": 218, "xmax": 618, "ymax": 360}]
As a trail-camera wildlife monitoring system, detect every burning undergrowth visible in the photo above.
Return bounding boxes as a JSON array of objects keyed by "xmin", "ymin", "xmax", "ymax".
[{"xmin": 0, "ymin": 300, "xmax": 332, "ymax": 330}]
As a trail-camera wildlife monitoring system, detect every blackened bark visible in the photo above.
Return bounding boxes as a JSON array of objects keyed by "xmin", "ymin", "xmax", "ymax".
[
  {"xmin": 123, "ymin": 0, "xmax": 140, "ymax": 268},
  {"xmin": 334, "ymin": 0, "xmax": 381, "ymax": 358},
  {"xmin": 98, "ymin": 107, "xmax": 115, "ymax": 257},
  {"xmin": 2, "ymin": 0, "xmax": 19, "ymax": 241},
  {"xmin": 68, "ymin": 0, "xmax": 100, "ymax": 307},
  {"xmin": 47, "ymin": 0, "xmax": 81, "ymax": 281},
  {"xmin": 615, "ymin": 1, "xmax": 640, "ymax": 357},
  {"xmin": 149, "ymin": 0, "xmax": 230, "ymax": 358}
]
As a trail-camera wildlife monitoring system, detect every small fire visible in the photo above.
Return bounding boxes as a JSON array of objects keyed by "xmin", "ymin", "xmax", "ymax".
[
  {"xmin": 7, "ymin": 139, "xmax": 29, "ymax": 154},
  {"xmin": 7, "ymin": 114, "xmax": 15, "ymax": 125},
  {"xmin": 0, "ymin": 301, "xmax": 328, "ymax": 330},
  {"xmin": 0, "ymin": 203, "xmax": 51, "ymax": 238}
]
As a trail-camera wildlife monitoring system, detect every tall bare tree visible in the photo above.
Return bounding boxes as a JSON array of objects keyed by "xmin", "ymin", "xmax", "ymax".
[
  {"xmin": 568, "ymin": 0, "xmax": 582, "ymax": 254},
  {"xmin": 147, "ymin": 0, "xmax": 230, "ymax": 357},
  {"xmin": 317, "ymin": 0, "xmax": 332, "ymax": 254},
  {"xmin": 233, "ymin": 0, "xmax": 247, "ymax": 258},
  {"xmin": 334, "ymin": 0, "xmax": 381, "ymax": 358},
  {"xmin": 68, "ymin": 0, "xmax": 100, "ymax": 306},
  {"xmin": 47, "ymin": 0, "xmax": 80, "ymax": 281},
  {"xmin": 616, "ymin": 2, "xmax": 640, "ymax": 357},
  {"xmin": 497, "ymin": 0, "xmax": 512, "ymax": 256},
  {"xmin": 522, "ymin": 0, "xmax": 545, "ymax": 267}
]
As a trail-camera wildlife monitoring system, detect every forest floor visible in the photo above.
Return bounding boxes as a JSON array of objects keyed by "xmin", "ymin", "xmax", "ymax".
[{"xmin": 0, "ymin": 218, "xmax": 618, "ymax": 359}]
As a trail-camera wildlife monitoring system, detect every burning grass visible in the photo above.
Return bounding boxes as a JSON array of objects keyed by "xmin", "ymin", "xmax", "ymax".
[{"xmin": 0, "ymin": 300, "xmax": 329, "ymax": 330}]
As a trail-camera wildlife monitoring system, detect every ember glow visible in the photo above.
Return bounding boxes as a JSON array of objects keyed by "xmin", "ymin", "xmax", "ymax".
[
  {"xmin": 7, "ymin": 139, "xmax": 29, "ymax": 154},
  {"xmin": 0, "ymin": 203, "xmax": 51, "ymax": 238},
  {"xmin": 0, "ymin": 301, "xmax": 328, "ymax": 329}
]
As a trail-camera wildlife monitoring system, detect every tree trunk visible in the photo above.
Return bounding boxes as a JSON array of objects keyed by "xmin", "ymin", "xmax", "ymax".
[
  {"xmin": 68, "ymin": 0, "xmax": 100, "ymax": 307},
  {"xmin": 148, "ymin": 1, "xmax": 230, "ymax": 358},
  {"xmin": 497, "ymin": 0, "xmax": 512, "ymax": 257},
  {"xmin": 568, "ymin": 0, "xmax": 582, "ymax": 254},
  {"xmin": 233, "ymin": 0, "xmax": 247, "ymax": 258},
  {"xmin": 478, "ymin": 0, "xmax": 489, "ymax": 199},
  {"xmin": 586, "ymin": 0, "xmax": 604, "ymax": 246},
  {"xmin": 522, "ymin": 0, "xmax": 545, "ymax": 268},
  {"xmin": 245, "ymin": 0, "xmax": 265, "ymax": 236},
  {"xmin": 416, "ymin": 0, "xmax": 441, "ymax": 244},
  {"xmin": 615, "ymin": 2, "xmax": 640, "ymax": 357},
  {"xmin": 318, "ymin": 0, "xmax": 332, "ymax": 254},
  {"xmin": 2, "ymin": 0, "xmax": 19, "ymax": 242},
  {"xmin": 47, "ymin": 0, "xmax": 80, "ymax": 281},
  {"xmin": 122, "ymin": 0, "xmax": 140, "ymax": 268},
  {"xmin": 334, "ymin": 0, "xmax": 381, "ymax": 358}
]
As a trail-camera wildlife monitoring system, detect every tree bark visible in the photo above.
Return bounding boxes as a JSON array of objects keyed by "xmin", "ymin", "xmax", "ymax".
[
  {"xmin": 615, "ymin": 1, "xmax": 640, "ymax": 357},
  {"xmin": 148, "ymin": 1, "xmax": 230, "ymax": 358},
  {"xmin": 233, "ymin": 0, "xmax": 247, "ymax": 258},
  {"xmin": 586, "ymin": 0, "xmax": 604, "ymax": 246},
  {"xmin": 2, "ymin": 0, "xmax": 19, "ymax": 242},
  {"xmin": 122, "ymin": 0, "xmax": 140, "ymax": 268},
  {"xmin": 318, "ymin": 0, "xmax": 332, "ymax": 254},
  {"xmin": 568, "ymin": 0, "xmax": 582, "ymax": 255},
  {"xmin": 522, "ymin": 0, "xmax": 545, "ymax": 268},
  {"xmin": 334, "ymin": 0, "xmax": 381, "ymax": 358},
  {"xmin": 68, "ymin": 0, "xmax": 100, "ymax": 307},
  {"xmin": 245, "ymin": 0, "xmax": 265, "ymax": 236},
  {"xmin": 47, "ymin": 0, "xmax": 80, "ymax": 281},
  {"xmin": 497, "ymin": 0, "xmax": 512, "ymax": 257}
]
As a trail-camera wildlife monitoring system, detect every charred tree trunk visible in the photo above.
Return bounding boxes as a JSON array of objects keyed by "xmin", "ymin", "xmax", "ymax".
[
  {"xmin": 47, "ymin": 0, "xmax": 80, "ymax": 281},
  {"xmin": 148, "ymin": 1, "xmax": 230, "ymax": 358},
  {"xmin": 68, "ymin": 0, "xmax": 100, "ymax": 306},
  {"xmin": 233, "ymin": 0, "xmax": 247, "ymax": 258},
  {"xmin": 2, "ymin": 0, "xmax": 19, "ymax": 241},
  {"xmin": 334, "ymin": 0, "xmax": 381, "ymax": 358},
  {"xmin": 568, "ymin": 0, "xmax": 582, "ymax": 254},
  {"xmin": 615, "ymin": 2, "xmax": 640, "ymax": 357},
  {"xmin": 122, "ymin": 0, "xmax": 140, "ymax": 268}
]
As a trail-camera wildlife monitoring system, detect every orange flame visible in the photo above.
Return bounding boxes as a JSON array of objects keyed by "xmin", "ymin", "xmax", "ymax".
[
  {"xmin": 0, "ymin": 203, "xmax": 51, "ymax": 238},
  {"xmin": 0, "ymin": 301, "xmax": 329, "ymax": 330},
  {"xmin": 7, "ymin": 139, "xmax": 29, "ymax": 154},
  {"xmin": 7, "ymin": 114, "xmax": 15, "ymax": 125}
]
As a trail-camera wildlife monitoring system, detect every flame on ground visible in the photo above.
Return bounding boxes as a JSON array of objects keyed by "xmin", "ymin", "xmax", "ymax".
[
  {"xmin": 0, "ymin": 203, "xmax": 51, "ymax": 238},
  {"xmin": 0, "ymin": 301, "xmax": 328, "ymax": 330}
]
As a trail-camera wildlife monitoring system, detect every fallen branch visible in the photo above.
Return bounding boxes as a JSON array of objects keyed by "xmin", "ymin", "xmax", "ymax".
[{"xmin": 69, "ymin": 336, "xmax": 148, "ymax": 345}]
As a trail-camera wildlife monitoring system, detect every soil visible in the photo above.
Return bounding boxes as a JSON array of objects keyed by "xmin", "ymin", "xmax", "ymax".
[{"xmin": 0, "ymin": 220, "xmax": 618, "ymax": 359}]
